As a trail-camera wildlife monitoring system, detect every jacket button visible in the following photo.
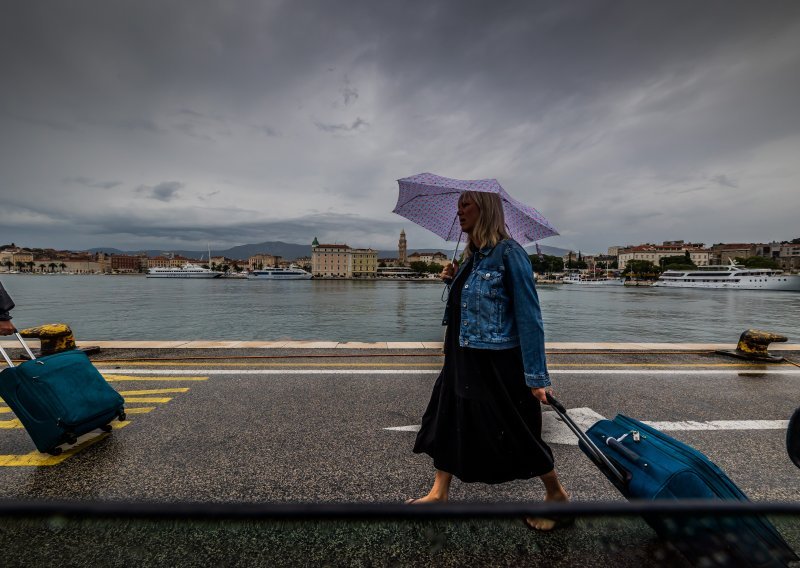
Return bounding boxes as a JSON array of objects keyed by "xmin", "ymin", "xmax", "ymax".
[
  {"xmin": 462, "ymin": 302, "xmax": 466, "ymax": 307},
  {"xmin": 463, "ymin": 321, "xmax": 467, "ymax": 326},
  {"xmin": 464, "ymin": 284, "xmax": 468, "ymax": 289},
  {"xmin": 486, "ymin": 273, "xmax": 491, "ymax": 277}
]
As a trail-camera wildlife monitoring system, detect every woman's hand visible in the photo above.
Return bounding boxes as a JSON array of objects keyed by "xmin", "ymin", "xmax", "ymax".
[
  {"xmin": 0, "ymin": 321, "xmax": 15, "ymax": 336},
  {"xmin": 531, "ymin": 387, "xmax": 552, "ymax": 404},
  {"xmin": 440, "ymin": 261, "xmax": 458, "ymax": 282}
]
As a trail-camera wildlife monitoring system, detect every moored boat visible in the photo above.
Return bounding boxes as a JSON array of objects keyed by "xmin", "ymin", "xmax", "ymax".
[
  {"xmin": 562, "ymin": 272, "xmax": 624, "ymax": 286},
  {"xmin": 247, "ymin": 265, "xmax": 312, "ymax": 280},
  {"xmin": 146, "ymin": 263, "xmax": 222, "ymax": 279},
  {"xmin": 653, "ymin": 262, "xmax": 800, "ymax": 291}
]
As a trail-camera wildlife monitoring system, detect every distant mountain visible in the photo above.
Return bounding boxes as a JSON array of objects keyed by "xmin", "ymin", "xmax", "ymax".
[
  {"xmin": 87, "ymin": 241, "xmax": 571, "ymax": 260},
  {"xmin": 382, "ymin": 244, "xmax": 571, "ymax": 259},
  {"xmin": 88, "ymin": 241, "xmax": 312, "ymax": 260},
  {"xmin": 86, "ymin": 247, "xmax": 126, "ymax": 254}
]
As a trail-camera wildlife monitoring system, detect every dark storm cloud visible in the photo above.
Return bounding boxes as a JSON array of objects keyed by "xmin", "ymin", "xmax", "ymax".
[
  {"xmin": 1, "ymin": 0, "xmax": 799, "ymax": 252},
  {"xmin": 314, "ymin": 117, "xmax": 369, "ymax": 134},
  {"xmin": 136, "ymin": 182, "xmax": 184, "ymax": 202},
  {"xmin": 63, "ymin": 177, "xmax": 122, "ymax": 189},
  {"xmin": 711, "ymin": 175, "xmax": 738, "ymax": 189}
]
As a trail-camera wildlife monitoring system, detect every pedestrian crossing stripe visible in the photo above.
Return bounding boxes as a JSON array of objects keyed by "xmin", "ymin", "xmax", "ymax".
[
  {"xmin": 0, "ymin": 377, "xmax": 206, "ymax": 466},
  {"xmin": 117, "ymin": 388, "xmax": 190, "ymax": 396},
  {"xmin": 103, "ymin": 375, "xmax": 209, "ymax": 382},
  {"xmin": 0, "ymin": 421, "xmax": 131, "ymax": 466},
  {"xmin": 123, "ymin": 397, "xmax": 173, "ymax": 403},
  {"xmin": 0, "ymin": 407, "xmax": 157, "ymax": 429}
]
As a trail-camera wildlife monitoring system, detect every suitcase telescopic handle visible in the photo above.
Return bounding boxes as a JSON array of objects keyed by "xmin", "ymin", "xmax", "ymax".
[
  {"xmin": 0, "ymin": 333, "xmax": 37, "ymax": 367},
  {"xmin": 546, "ymin": 393, "xmax": 628, "ymax": 486}
]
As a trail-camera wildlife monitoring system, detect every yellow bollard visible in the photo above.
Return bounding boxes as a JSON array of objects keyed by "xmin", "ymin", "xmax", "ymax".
[
  {"xmin": 716, "ymin": 329, "xmax": 787, "ymax": 363},
  {"xmin": 18, "ymin": 323, "xmax": 77, "ymax": 356}
]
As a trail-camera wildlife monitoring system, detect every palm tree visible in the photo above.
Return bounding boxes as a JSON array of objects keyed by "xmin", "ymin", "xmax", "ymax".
[
  {"xmin": 39, "ymin": 263, "xmax": 47, "ymax": 273},
  {"xmin": 2, "ymin": 260, "xmax": 11, "ymax": 272},
  {"xmin": 59, "ymin": 263, "xmax": 66, "ymax": 273},
  {"xmin": 26, "ymin": 261, "xmax": 34, "ymax": 272},
  {"xmin": 15, "ymin": 261, "xmax": 24, "ymax": 272},
  {"xmin": 49, "ymin": 262, "xmax": 57, "ymax": 273}
]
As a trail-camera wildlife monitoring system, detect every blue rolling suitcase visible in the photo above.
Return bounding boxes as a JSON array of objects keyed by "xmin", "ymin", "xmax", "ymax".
[
  {"xmin": 0, "ymin": 333, "xmax": 126, "ymax": 455},
  {"xmin": 548, "ymin": 394, "xmax": 798, "ymax": 567}
]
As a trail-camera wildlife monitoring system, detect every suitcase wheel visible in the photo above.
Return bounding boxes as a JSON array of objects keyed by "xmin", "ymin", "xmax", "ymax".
[
  {"xmin": 65, "ymin": 433, "xmax": 78, "ymax": 445},
  {"xmin": 118, "ymin": 411, "xmax": 127, "ymax": 421},
  {"xmin": 100, "ymin": 424, "xmax": 113, "ymax": 433},
  {"xmin": 47, "ymin": 447, "xmax": 63, "ymax": 456}
]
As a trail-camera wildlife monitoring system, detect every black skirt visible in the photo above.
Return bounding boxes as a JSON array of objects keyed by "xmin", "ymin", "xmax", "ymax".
[{"xmin": 413, "ymin": 260, "xmax": 554, "ymax": 484}]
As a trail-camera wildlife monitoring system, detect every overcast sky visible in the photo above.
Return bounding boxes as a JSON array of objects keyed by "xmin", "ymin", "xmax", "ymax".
[{"xmin": 1, "ymin": 1, "xmax": 799, "ymax": 254}]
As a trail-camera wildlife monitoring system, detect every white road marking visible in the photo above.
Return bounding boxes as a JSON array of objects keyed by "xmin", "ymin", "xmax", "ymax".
[
  {"xmin": 386, "ymin": 408, "xmax": 792, "ymax": 446},
  {"xmin": 95, "ymin": 368, "xmax": 800, "ymax": 375}
]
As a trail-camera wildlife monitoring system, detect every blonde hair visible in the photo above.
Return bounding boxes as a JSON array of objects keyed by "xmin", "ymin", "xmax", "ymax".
[{"xmin": 459, "ymin": 190, "xmax": 510, "ymax": 261}]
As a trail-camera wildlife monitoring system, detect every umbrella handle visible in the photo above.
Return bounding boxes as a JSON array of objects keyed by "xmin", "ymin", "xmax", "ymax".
[{"xmin": 450, "ymin": 231, "xmax": 463, "ymax": 264}]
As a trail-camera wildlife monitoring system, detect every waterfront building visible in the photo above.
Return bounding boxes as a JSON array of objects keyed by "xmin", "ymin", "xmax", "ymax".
[
  {"xmin": 293, "ymin": 256, "xmax": 312, "ymax": 270},
  {"xmin": 398, "ymin": 230, "xmax": 407, "ymax": 266},
  {"xmin": 407, "ymin": 251, "xmax": 449, "ymax": 267},
  {"xmin": 147, "ymin": 255, "xmax": 199, "ymax": 269},
  {"xmin": 0, "ymin": 249, "xmax": 34, "ymax": 271},
  {"xmin": 310, "ymin": 240, "xmax": 378, "ymax": 278},
  {"xmin": 779, "ymin": 243, "xmax": 800, "ymax": 270},
  {"xmin": 61, "ymin": 256, "xmax": 102, "ymax": 274},
  {"xmin": 351, "ymin": 248, "xmax": 378, "ymax": 278},
  {"xmin": 711, "ymin": 243, "xmax": 757, "ymax": 264},
  {"xmin": 248, "ymin": 254, "xmax": 281, "ymax": 270},
  {"xmin": 311, "ymin": 242, "xmax": 351, "ymax": 277},
  {"xmin": 110, "ymin": 254, "xmax": 143, "ymax": 273},
  {"xmin": 618, "ymin": 242, "xmax": 709, "ymax": 270}
]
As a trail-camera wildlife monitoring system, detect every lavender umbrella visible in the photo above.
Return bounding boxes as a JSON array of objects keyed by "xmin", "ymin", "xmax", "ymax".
[{"xmin": 392, "ymin": 172, "xmax": 559, "ymax": 250}]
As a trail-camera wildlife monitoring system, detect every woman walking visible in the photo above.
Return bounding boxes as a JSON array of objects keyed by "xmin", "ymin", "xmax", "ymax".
[{"xmin": 408, "ymin": 190, "xmax": 571, "ymax": 531}]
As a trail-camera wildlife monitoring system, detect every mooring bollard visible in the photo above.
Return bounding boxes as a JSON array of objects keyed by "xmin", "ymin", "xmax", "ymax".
[
  {"xmin": 716, "ymin": 329, "xmax": 788, "ymax": 363},
  {"xmin": 18, "ymin": 323, "xmax": 101, "ymax": 358}
]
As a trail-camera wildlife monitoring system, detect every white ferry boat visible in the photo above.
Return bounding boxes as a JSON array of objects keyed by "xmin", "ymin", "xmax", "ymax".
[
  {"xmin": 562, "ymin": 272, "xmax": 624, "ymax": 286},
  {"xmin": 653, "ymin": 262, "xmax": 800, "ymax": 291},
  {"xmin": 146, "ymin": 263, "xmax": 222, "ymax": 279},
  {"xmin": 247, "ymin": 265, "xmax": 312, "ymax": 280}
]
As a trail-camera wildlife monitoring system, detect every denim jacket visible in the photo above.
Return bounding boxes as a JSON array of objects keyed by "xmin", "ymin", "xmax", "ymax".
[{"xmin": 442, "ymin": 239, "xmax": 551, "ymax": 388}]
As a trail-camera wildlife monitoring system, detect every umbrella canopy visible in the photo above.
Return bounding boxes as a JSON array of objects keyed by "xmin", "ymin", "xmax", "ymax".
[{"xmin": 392, "ymin": 172, "xmax": 559, "ymax": 245}]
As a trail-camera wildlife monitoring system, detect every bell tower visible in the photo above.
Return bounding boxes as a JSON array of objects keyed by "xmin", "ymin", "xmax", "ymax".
[{"xmin": 398, "ymin": 229, "xmax": 407, "ymax": 266}]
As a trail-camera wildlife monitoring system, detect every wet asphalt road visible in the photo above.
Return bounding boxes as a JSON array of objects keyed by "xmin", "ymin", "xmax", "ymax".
[{"xmin": 0, "ymin": 347, "xmax": 798, "ymax": 566}]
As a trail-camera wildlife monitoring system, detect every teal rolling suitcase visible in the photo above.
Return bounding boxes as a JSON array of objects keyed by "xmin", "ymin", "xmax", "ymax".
[
  {"xmin": 549, "ymin": 394, "xmax": 798, "ymax": 567},
  {"xmin": 0, "ymin": 333, "xmax": 126, "ymax": 455}
]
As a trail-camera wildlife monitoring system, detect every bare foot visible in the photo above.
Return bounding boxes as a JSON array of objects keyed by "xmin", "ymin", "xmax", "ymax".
[
  {"xmin": 405, "ymin": 495, "xmax": 447, "ymax": 504},
  {"xmin": 524, "ymin": 491, "xmax": 571, "ymax": 531}
]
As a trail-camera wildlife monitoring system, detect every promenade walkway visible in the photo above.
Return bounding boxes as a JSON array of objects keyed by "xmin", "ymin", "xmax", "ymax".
[{"xmin": 0, "ymin": 341, "xmax": 798, "ymax": 566}]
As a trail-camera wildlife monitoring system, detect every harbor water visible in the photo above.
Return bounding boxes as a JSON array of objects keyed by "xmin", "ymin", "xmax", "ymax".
[{"xmin": 1, "ymin": 274, "xmax": 798, "ymax": 343}]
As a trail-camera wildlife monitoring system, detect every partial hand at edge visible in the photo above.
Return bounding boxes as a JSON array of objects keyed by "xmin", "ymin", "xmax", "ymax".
[
  {"xmin": 531, "ymin": 387, "xmax": 553, "ymax": 404},
  {"xmin": 440, "ymin": 261, "xmax": 458, "ymax": 282}
]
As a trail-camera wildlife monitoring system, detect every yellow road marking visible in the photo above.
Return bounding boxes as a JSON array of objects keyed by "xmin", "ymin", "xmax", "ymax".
[
  {"xmin": 0, "ymin": 419, "xmax": 22, "ymax": 429},
  {"xmin": 102, "ymin": 375, "xmax": 209, "ymax": 381},
  {"xmin": 117, "ymin": 388, "xmax": 189, "ymax": 396},
  {"xmin": 104, "ymin": 361, "xmax": 443, "ymax": 367},
  {"xmin": 100, "ymin": 361, "xmax": 785, "ymax": 369},
  {"xmin": 0, "ymin": 421, "xmax": 130, "ymax": 466},
  {"xmin": 123, "ymin": 396, "xmax": 173, "ymax": 403},
  {"xmin": 123, "ymin": 407, "xmax": 155, "ymax": 414}
]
